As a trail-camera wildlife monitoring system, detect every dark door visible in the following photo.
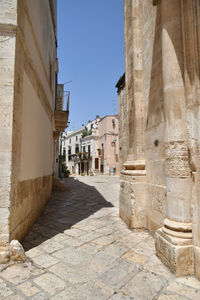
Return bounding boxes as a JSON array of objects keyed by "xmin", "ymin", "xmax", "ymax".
[
  {"xmin": 81, "ymin": 162, "xmax": 84, "ymax": 173},
  {"xmin": 95, "ymin": 158, "xmax": 99, "ymax": 170}
]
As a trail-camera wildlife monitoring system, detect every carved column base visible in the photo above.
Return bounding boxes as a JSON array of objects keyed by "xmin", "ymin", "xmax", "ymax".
[
  {"xmin": 155, "ymin": 220, "xmax": 194, "ymax": 276},
  {"xmin": 0, "ymin": 240, "xmax": 26, "ymax": 264},
  {"xmin": 120, "ymin": 160, "xmax": 147, "ymax": 229}
]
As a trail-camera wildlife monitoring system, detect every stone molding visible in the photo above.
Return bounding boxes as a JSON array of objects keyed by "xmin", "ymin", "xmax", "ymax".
[
  {"xmin": 121, "ymin": 170, "xmax": 146, "ymax": 176},
  {"xmin": 21, "ymin": 0, "xmax": 54, "ymax": 96},
  {"xmin": 121, "ymin": 160, "xmax": 146, "ymax": 176},
  {"xmin": 120, "ymin": 159, "xmax": 147, "ymax": 229}
]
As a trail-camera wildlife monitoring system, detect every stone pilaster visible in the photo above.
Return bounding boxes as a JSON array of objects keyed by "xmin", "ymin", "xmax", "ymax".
[
  {"xmin": 155, "ymin": 0, "xmax": 193, "ymax": 276},
  {"xmin": 120, "ymin": 161, "xmax": 146, "ymax": 228},
  {"xmin": 120, "ymin": 0, "xmax": 147, "ymax": 229}
]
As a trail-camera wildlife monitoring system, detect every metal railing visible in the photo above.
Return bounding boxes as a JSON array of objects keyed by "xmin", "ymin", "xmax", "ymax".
[{"xmin": 56, "ymin": 84, "xmax": 70, "ymax": 112}]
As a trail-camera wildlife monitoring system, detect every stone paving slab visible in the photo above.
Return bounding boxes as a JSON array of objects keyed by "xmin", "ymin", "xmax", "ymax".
[{"xmin": 0, "ymin": 176, "xmax": 199, "ymax": 299}]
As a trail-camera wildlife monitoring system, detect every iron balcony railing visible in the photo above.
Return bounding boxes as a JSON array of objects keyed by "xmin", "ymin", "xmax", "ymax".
[{"xmin": 56, "ymin": 85, "xmax": 70, "ymax": 112}]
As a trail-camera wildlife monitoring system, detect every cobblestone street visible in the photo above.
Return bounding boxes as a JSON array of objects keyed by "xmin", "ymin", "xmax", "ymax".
[{"xmin": 0, "ymin": 176, "xmax": 200, "ymax": 299}]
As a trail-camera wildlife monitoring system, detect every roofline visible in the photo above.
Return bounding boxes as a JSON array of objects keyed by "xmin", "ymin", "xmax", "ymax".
[
  {"xmin": 66, "ymin": 128, "xmax": 85, "ymax": 138},
  {"xmin": 99, "ymin": 114, "xmax": 118, "ymax": 122},
  {"xmin": 115, "ymin": 73, "xmax": 125, "ymax": 94}
]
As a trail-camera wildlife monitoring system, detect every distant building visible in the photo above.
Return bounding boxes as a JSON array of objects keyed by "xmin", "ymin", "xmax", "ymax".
[
  {"xmin": 62, "ymin": 127, "xmax": 85, "ymax": 174},
  {"xmin": 62, "ymin": 115, "xmax": 119, "ymax": 176},
  {"xmin": 80, "ymin": 116, "xmax": 101, "ymax": 175},
  {"xmin": 97, "ymin": 115, "xmax": 119, "ymax": 175}
]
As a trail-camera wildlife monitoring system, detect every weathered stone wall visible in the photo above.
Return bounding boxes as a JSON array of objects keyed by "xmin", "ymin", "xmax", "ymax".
[
  {"xmin": 10, "ymin": 175, "xmax": 52, "ymax": 241},
  {"xmin": 119, "ymin": 0, "xmax": 147, "ymax": 230},
  {"xmin": 0, "ymin": 0, "xmax": 57, "ymax": 260},
  {"xmin": 117, "ymin": 76, "xmax": 127, "ymax": 169},
  {"xmin": 121, "ymin": 0, "xmax": 200, "ymax": 278},
  {"xmin": 0, "ymin": 0, "xmax": 17, "ymax": 261},
  {"xmin": 181, "ymin": 0, "xmax": 200, "ymax": 279},
  {"xmin": 9, "ymin": 0, "xmax": 56, "ymax": 243}
]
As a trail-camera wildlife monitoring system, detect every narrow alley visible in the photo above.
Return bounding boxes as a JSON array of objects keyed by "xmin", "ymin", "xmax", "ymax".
[{"xmin": 0, "ymin": 176, "xmax": 200, "ymax": 299}]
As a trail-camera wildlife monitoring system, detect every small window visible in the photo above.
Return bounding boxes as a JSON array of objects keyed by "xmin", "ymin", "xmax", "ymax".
[
  {"xmin": 112, "ymin": 119, "xmax": 115, "ymax": 129},
  {"xmin": 63, "ymin": 149, "xmax": 66, "ymax": 159},
  {"xmin": 76, "ymin": 136, "xmax": 78, "ymax": 141},
  {"xmin": 75, "ymin": 144, "xmax": 79, "ymax": 153},
  {"xmin": 69, "ymin": 138, "xmax": 71, "ymax": 144}
]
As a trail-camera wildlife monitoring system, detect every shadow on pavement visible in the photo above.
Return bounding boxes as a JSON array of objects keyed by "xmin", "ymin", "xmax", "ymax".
[{"xmin": 22, "ymin": 176, "xmax": 113, "ymax": 251}]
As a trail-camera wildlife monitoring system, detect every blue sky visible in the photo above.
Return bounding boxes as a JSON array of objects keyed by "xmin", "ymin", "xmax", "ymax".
[{"xmin": 57, "ymin": 0, "xmax": 125, "ymax": 131}]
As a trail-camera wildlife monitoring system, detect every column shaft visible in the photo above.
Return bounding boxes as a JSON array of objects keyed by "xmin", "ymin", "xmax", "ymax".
[{"xmin": 155, "ymin": 0, "xmax": 193, "ymax": 276}]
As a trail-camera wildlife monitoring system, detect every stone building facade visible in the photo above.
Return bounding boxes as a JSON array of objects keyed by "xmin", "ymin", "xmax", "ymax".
[
  {"xmin": 62, "ymin": 127, "xmax": 85, "ymax": 175},
  {"xmin": 119, "ymin": 0, "xmax": 200, "ymax": 278},
  {"xmin": 98, "ymin": 115, "xmax": 120, "ymax": 175},
  {"xmin": 0, "ymin": 0, "xmax": 68, "ymax": 262}
]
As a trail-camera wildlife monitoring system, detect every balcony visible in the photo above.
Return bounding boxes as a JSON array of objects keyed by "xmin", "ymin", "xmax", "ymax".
[
  {"xmin": 76, "ymin": 152, "xmax": 92, "ymax": 161},
  {"xmin": 54, "ymin": 84, "xmax": 69, "ymax": 138}
]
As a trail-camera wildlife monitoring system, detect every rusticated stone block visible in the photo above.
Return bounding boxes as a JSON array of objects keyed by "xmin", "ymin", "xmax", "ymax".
[
  {"xmin": 10, "ymin": 175, "xmax": 52, "ymax": 242},
  {"xmin": 10, "ymin": 240, "xmax": 26, "ymax": 262},
  {"xmin": 155, "ymin": 229, "xmax": 194, "ymax": 276},
  {"xmin": 165, "ymin": 141, "xmax": 190, "ymax": 178}
]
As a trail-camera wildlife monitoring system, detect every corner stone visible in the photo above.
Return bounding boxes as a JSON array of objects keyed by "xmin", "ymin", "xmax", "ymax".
[
  {"xmin": 10, "ymin": 240, "xmax": 26, "ymax": 262},
  {"xmin": 0, "ymin": 246, "xmax": 10, "ymax": 263}
]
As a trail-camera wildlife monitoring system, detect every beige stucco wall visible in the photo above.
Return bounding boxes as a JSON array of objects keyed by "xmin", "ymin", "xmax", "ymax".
[
  {"xmin": 8, "ymin": 0, "xmax": 57, "ymax": 242},
  {"xmin": 20, "ymin": 71, "xmax": 53, "ymax": 180},
  {"xmin": 0, "ymin": 0, "xmax": 57, "ymax": 253},
  {"xmin": 24, "ymin": 0, "xmax": 56, "ymax": 110}
]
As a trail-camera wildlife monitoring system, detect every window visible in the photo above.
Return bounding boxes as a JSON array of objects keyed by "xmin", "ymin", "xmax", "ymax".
[
  {"xmin": 75, "ymin": 144, "xmax": 79, "ymax": 153},
  {"xmin": 76, "ymin": 136, "xmax": 78, "ymax": 141},
  {"xmin": 69, "ymin": 138, "xmax": 71, "ymax": 144},
  {"xmin": 112, "ymin": 119, "xmax": 115, "ymax": 129},
  {"xmin": 63, "ymin": 148, "xmax": 66, "ymax": 159},
  {"xmin": 95, "ymin": 158, "xmax": 99, "ymax": 169},
  {"xmin": 101, "ymin": 143, "xmax": 104, "ymax": 156},
  {"xmin": 68, "ymin": 147, "xmax": 71, "ymax": 161}
]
